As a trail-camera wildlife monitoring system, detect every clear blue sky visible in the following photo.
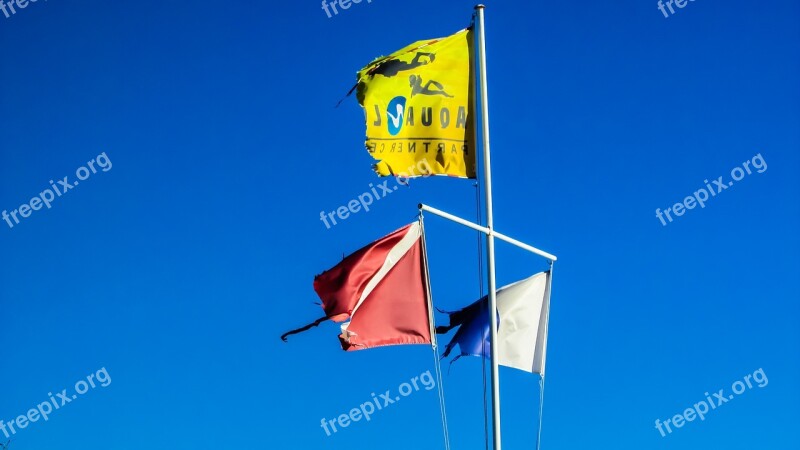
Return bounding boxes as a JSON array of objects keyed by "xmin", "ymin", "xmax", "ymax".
[{"xmin": 1, "ymin": 1, "xmax": 798, "ymax": 449}]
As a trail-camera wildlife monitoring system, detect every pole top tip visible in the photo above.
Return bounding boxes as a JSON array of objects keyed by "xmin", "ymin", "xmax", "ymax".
[{"xmin": 474, "ymin": 4, "xmax": 486, "ymax": 10}]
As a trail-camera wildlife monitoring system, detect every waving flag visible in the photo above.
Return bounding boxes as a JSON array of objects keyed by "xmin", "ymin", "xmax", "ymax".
[
  {"xmin": 355, "ymin": 28, "xmax": 476, "ymax": 179},
  {"xmin": 437, "ymin": 271, "xmax": 551, "ymax": 374},
  {"xmin": 281, "ymin": 222, "xmax": 432, "ymax": 351}
]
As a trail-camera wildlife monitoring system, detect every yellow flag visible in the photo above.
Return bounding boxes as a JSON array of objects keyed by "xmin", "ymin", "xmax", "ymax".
[{"xmin": 356, "ymin": 28, "xmax": 476, "ymax": 179}]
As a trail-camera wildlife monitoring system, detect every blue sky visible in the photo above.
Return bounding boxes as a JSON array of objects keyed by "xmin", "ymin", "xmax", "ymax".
[{"xmin": 1, "ymin": 0, "xmax": 798, "ymax": 449}]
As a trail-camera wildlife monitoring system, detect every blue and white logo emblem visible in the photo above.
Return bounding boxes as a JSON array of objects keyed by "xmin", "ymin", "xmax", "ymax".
[{"xmin": 386, "ymin": 96, "xmax": 406, "ymax": 136}]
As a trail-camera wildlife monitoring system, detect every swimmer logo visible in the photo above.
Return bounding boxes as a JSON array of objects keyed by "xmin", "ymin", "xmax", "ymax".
[{"xmin": 355, "ymin": 28, "xmax": 476, "ymax": 179}]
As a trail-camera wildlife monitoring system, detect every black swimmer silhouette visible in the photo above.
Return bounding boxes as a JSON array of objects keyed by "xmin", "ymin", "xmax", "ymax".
[
  {"xmin": 368, "ymin": 52, "xmax": 436, "ymax": 78},
  {"xmin": 409, "ymin": 74, "xmax": 453, "ymax": 98}
]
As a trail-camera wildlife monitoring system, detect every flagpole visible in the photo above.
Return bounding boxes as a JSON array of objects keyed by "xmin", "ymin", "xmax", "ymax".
[{"xmin": 474, "ymin": 5, "xmax": 502, "ymax": 450}]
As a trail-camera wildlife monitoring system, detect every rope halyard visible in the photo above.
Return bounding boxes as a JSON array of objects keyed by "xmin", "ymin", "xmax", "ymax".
[
  {"xmin": 420, "ymin": 214, "xmax": 452, "ymax": 450},
  {"xmin": 537, "ymin": 375, "xmax": 545, "ymax": 450},
  {"xmin": 536, "ymin": 262, "xmax": 554, "ymax": 450},
  {"xmin": 432, "ymin": 336, "xmax": 452, "ymax": 450},
  {"xmin": 475, "ymin": 182, "xmax": 490, "ymax": 450}
]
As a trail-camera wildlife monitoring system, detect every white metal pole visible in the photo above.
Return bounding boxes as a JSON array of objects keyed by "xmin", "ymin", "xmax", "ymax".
[{"xmin": 474, "ymin": 5, "xmax": 502, "ymax": 450}]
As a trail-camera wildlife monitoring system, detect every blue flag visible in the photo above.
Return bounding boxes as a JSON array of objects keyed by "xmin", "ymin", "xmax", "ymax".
[{"xmin": 437, "ymin": 272, "xmax": 551, "ymax": 374}]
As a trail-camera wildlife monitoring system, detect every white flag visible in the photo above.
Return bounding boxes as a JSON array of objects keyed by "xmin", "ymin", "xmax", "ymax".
[
  {"xmin": 496, "ymin": 272, "xmax": 551, "ymax": 374},
  {"xmin": 440, "ymin": 271, "xmax": 553, "ymax": 375}
]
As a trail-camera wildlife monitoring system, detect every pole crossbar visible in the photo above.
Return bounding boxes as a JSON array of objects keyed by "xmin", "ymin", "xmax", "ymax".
[{"xmin": 419, "ymin": 204, "xmax": 558, "ymax": 262}]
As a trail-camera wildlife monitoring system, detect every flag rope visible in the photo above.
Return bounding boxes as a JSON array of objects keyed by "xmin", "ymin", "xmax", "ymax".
[
  {"xmin": 419, "ymin": 215, "xmax": 452, "ymax": 450},
  {"xmin": 474, "ymin": 182, "xmax": 490, "ymax": 450},
  {"xmin": 537, "ymin": 375, "xmax": 546, "ymax": 450},
  {"xmin": 432, "ymin": 336, "xmax": 452, "ymax": 450},
  {"xmin": 536, "ymin": 263, "xmax": 554, "ymax": 450}
]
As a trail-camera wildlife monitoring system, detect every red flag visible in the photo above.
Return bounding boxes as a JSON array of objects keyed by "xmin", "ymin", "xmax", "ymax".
[{"xmin": 282, "ymin": 222, "xmax": 432, "ymax": 351}]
